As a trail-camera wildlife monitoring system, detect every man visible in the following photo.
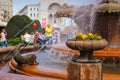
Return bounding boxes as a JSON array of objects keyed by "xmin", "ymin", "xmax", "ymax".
[{"xmin": 23, "ymin": 32, "xmax": 30, "ymax": 46}]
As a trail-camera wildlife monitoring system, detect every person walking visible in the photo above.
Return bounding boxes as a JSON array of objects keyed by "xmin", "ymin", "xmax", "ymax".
[{"xmin": 0, "ymin": 29, "xmax": 8, "ymax": 48}]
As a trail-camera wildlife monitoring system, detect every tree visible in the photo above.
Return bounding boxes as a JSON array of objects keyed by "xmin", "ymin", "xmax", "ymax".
[{"xmin": 6, "ymin": 15, "xmax": 42, "ymax": 39}]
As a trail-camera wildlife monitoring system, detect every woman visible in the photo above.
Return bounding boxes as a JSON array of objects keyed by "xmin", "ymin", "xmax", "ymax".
[
  {"xmin": 0, "ymin": 29, "xmax": 8, "ymax": 48},
  {"xmin": 45, "ymin": 24, "xmax": 53, "ymax": 44}
]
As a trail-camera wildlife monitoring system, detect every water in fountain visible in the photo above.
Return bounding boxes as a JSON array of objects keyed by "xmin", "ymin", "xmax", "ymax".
[
  {"xmin": 35, "ymin": 49, "xmax": 73, "ymax": 70},
  {"xmin": 73, "ymin": 5, "xmax": 94, "ymax": 33}
]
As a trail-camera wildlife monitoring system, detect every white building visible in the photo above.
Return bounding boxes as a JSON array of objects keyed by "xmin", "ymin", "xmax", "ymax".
[
  {"xmin": 39, "ymin": 0, "xmax": 69, "ymax": 28},
  {"xmin": 18, "ymin": 0, "xmax": 72, "ymax": 28},
  {"xmin": 18, "ymin": 4, "xmax": 40, "ymax": 21}
]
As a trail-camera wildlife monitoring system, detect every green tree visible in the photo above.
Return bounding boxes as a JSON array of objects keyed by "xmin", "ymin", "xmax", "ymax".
[{"xmin": 6, "ymin": 15, "xmax": 42, "ymax": 39}]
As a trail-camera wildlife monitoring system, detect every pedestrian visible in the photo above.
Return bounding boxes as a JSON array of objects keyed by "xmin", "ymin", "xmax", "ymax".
[
  {"xmin": 34, "ymin": 31, "xmax": 44, "ymax": 45},
  {"xmin": 23, "ymin": 32, "xmax": 30, "ymax": 46},
  {"xmin": 34, "ymin": 32, "xmax": 39, "ymax": 43},
  {"xmin": 29, "ymin": 32, "xmax": 35, "ymax": 45},
  {"xmin": 52, "ymin": 28, "xmax": 58, "ymax": 44},
  {"xmin": 40, "ymin": 31, "xmax": 48, "ymax": 44},
  {"xmin": 0, "ymin": 29, "xmax": 8, "ymax": 48},
  {"xmin": 45, "ymin": 24, "xmax": 53, "ymax": 45}
]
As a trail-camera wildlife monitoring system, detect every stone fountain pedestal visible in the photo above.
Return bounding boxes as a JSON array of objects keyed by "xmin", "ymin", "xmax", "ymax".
[
  {"xmin": 66, "ymin": 40, "xmax": 108, "ymax": 80},
  {"xmin": 67, "ymin": 61, "xmax": 102, "ymax": 80}
]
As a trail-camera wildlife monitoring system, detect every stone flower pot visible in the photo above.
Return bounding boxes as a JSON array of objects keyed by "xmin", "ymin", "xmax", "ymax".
[{"xmin": 66, "ymin": 39, "xmax": 108, "ymax": 63}]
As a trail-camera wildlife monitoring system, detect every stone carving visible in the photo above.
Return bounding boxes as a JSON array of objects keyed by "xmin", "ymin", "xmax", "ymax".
[{"xmin": 13, "ymin": 42, "xmax": 39, "ymax": 66}]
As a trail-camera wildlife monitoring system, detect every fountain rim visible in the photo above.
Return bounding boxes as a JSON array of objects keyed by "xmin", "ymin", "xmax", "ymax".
[
  {"xmin": 66, "ymin": 39, "xmax": 108, "ymax": 51},
  {"xmin": 9, "ymin": 58, "xmax": 67, "ymax": 79}
]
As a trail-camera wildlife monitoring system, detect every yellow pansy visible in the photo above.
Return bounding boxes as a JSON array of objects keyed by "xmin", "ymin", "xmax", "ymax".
[
  {"xmin": 82, "ymin": 34, "xmax": 87, "ymax": 40},
  {"xmin": 75, "ymin": 32, "xmax": 102, "ymax": 40}
]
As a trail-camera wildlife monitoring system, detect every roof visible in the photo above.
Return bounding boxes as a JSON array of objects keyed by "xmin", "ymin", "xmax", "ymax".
[{"xmin": 18, "ymin": 3, "xmax": 40, "ymax": 14}]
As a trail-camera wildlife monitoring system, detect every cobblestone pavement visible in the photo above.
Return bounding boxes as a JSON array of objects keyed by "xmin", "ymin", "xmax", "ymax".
[{"xmin": 0, "ymin": 71, "xmax": 58, "ymax": 80}]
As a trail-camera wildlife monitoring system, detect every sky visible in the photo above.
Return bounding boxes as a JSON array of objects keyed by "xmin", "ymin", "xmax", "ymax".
[
  {"xmin": 13, "ymin": 0, "xmax": 98, "ymax": 15},
  {"xmin": 13, "ymin": 0, "xmax": 40, "ymax": 15}
]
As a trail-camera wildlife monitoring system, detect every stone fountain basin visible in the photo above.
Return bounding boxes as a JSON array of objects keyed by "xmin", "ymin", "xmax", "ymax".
[
  {"xmin": 66, "ymin": 39, "xmax": 108, "ymax": 51},
  {"xmin": 9, "ymin": 51, "xmax": 67, "ymax": 80}
]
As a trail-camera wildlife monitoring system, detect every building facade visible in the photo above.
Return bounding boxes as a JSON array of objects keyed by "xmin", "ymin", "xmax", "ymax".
[
  {"xmin": 0, "ymin": 10, "xmax": 4, "ymax": 21},
  {"xmin": 18, "ymin": 0, "xmax": 70, "ymax": 28},
  {"xmin": 0, "ymin": 0, "xmax": 12, "ymax": 22},
  {"xmin": 39, "ymin": 0, "xmax": 69, "ymax": 28},
  {"xmin": 18, "ymin": 4, "xmax": 40, "ymax": 21}
]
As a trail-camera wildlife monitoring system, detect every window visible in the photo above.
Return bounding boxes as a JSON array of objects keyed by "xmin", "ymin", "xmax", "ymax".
[
  {"xmin": 37, "ymin": 13, "xmax": 39, "ymax": 17},
  {"xmin": 30, "ymin": 13, "xmax": 32, "ymax": 17},
  {"xmin": 37, "ymin": 8, "xmax": 39, "ymax": 11},
  {"xmin": 34, "ymin": 13, "xmax": 35, "ymax": 17}
]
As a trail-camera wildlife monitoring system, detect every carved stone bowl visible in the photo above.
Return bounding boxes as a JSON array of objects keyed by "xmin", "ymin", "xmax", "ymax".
[
  {"xmin": 66, "ymin": 39, "xmax": 108, "ymax": 51},
  {"xmin": 66, "ymin": 39, "xmax": 108, "ymax": 62}
]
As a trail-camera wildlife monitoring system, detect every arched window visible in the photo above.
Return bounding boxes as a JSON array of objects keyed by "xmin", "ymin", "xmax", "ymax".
[
  {"xmin": 48, "ymin": 3, "xmax": 61, "ymax": 10},
  {"xmin": 48, "ymin": 3, "xmax": 61, "ymax": 24}
]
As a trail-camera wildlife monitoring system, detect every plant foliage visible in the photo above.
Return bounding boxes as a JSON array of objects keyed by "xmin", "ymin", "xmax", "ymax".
[
  {"xmin": 8, "ymin": 37, "xmax": 23, "ymax": 46},
  {"xmin": 6, "ymin": 15, "xmax": 42, "ymax": 39}
]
